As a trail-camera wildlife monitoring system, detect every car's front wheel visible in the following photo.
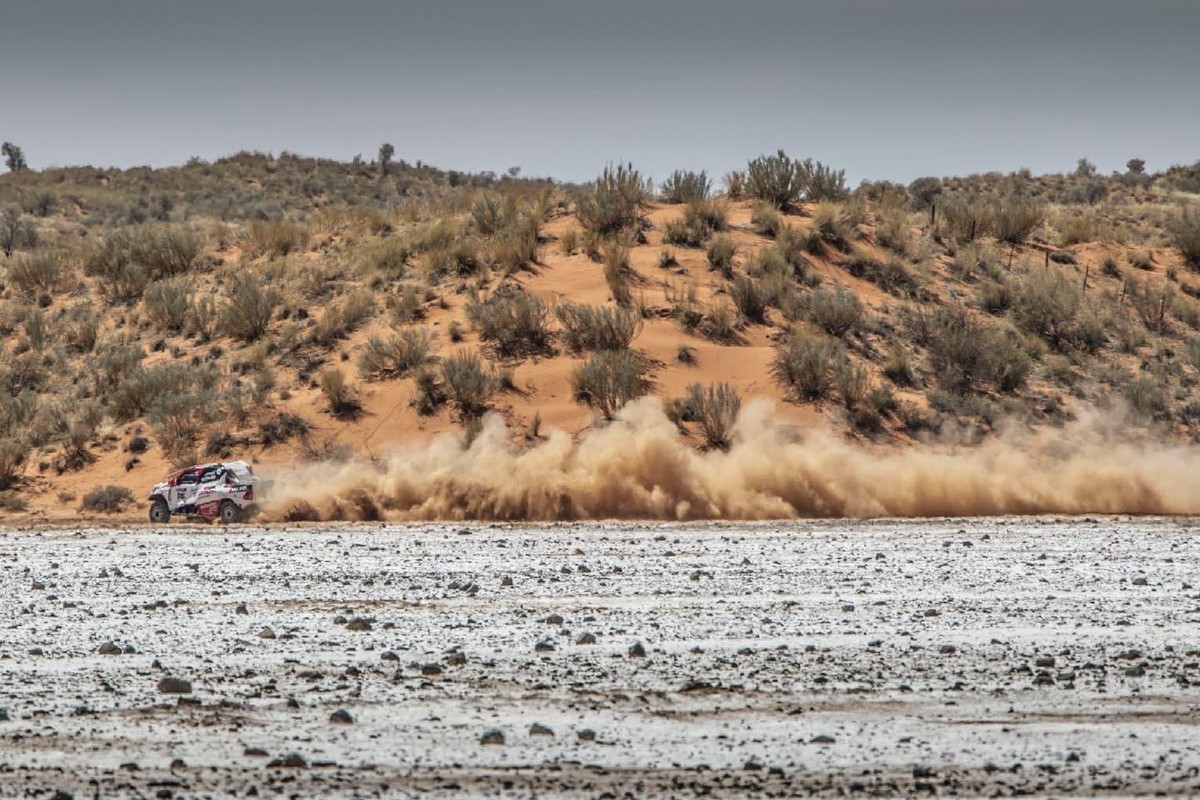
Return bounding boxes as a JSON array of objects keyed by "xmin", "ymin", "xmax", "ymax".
[
  {"xmin": 219, "ymin": 500, "xmax": 243, "ymax": 525},
  {"xmin": 149, "ymin": 498, "xmax": 171, "ymax": 524}
]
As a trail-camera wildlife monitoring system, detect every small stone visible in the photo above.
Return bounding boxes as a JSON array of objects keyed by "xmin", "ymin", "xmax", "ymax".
[
  {"xmin": 810, "ymin": 735, "xmax": 836, "ymax": 744},
  {"xmin": 1132, "ymin": 576, "xmax": 1148, "ymax": 586},
  {"xmin": 628, "ymin": 641, "xmax": 647, "ymax": 658},
  {"xmin": 534, "ymin": 641, "xmax": 555, "ymax": 653},
  {"xmin": 1035, "ymin": 656, "xmax": 1056, "ymax": 668},
  {"xmin": 913, "ymin": 765, "xmax": 937, "ymax": 778},
  {"xmin": 267, "ymin": 752, "xmax": 308, "ymax": 768},
  {"xmin": 169, "ymin": 758, "xmax": 186, "ymax": 770},
  {"xmin": 97, "ymin": 641, "xmax": 122, "ymax": 655},
  {"xmin": 157, "ymin": 677, "xmax": 192, "ymax": 695},
  {"xmin": 544, "ymin": 613, "xmax": 564, "ymax": 625},
  {"xmin": 259, "ymin": 627, "xmax": 276, "ymax": 639},
  {"xmin": 480, "ymin": 728, "xmax": 505, "ymax": 745},
  {"xmin": 576, "ymin": 632, "xmax": 597, "ymax": 645},
  {"xmin": 329, "ymin": 709, "xmax": 354, "ymax": 724},
  {"xmin": 501, "ymin": 576, "xmax": 513, "ymax": 587},
  {"xmin": 244, "ymin": 747, "xmax": 268, "ymax": 757},
  {"xmin": 841, "ymin": 604, "xmax": 855, "ymax": 612},
  {"xmin": 346, "ymin": 617, "xmax": 372, "ymax": 631},
  {"xmin": 420, "ymin": 663, "xmax": 443, "ymax": 676},
  {"xmin": 577, "ymin": 728, "xmax": 596, "ymax": 741},
  {"xmin": 380, "ymin": 651, "xmax": 400, "ymax": 662},
  {"xmin": 939, "ymin": 644, "xmax": 957, "ymax": 654},
  {"xmin": 235, "ymin": 603, "xmax": 248, "ymax": 615},
  {"xmin": 529, "ymin": 722, "xmax": 554, "ymax": 737}
]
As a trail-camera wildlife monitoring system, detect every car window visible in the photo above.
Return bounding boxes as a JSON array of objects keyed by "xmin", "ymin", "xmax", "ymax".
[
  {"xmin": 178, "ymin": 472, "xmax": 198, "ymax": 485},
  {"xmin": 199, "ymin": 467, "xmax": 223, "ymax": 483}
]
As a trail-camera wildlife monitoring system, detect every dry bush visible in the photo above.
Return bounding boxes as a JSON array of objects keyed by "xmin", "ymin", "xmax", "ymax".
[
  {"xmin": 874, "ymin": 203, "xmax": 911, "ymax": 254},
  {"xmin": 699, "ymin": 299, "xmax": 739, "ymax": 343},
  {"xmin": 1170, "ymin": 208, "xmax": 1200, "ymax": 269},
  {"xmin": 244, "ymin": 220, "xmax": 309, "ymax": 258},
  {"xmin": 808, "ymin": 203, "xmax": 853, "ymax": 253},
  {"xmin": 806, "ymin": 286, "xmax": 862, "ymax": 336},
  {"xmin": 427, "ymin": 240, "xmax": 480, "ymax": 280},
  {"xmin": 0, "ymin": 436, "xmax": 25, "ymax": 489},
  {"xmin": 724, "ymin": 170, "xmax": 746, "ymax": 200},
  {"xmin": 602, "ymin": 243, "xmax": 632, "ymax": 307},
  {"xmin": 659, "ymin": 170, "xmax": 711, "ymax": 204},
  {"xmin": 575, "ymin": 163, "xmax": 648, "ymax": 239},
  {"xmin": 705, "ymin": 235, "xmax": 736, "ymax": 278},
  {"xmin": 143, "ymin": 277, "xmax": 194, "ymax": 332},
  {"xmin": 746, "ymin": 150, "xmax": 806, "ymax": 210},
  {"xmin": 108, "ymin": 363, "xmax": 204, "ymax": 423},
  {"xmin": 1011, "ymin": 266, "xmax": 1088, "ymax": 350},
  {"xmin": 555, "ymin": 302, "xmax": 640, "ymax": 353},
  {"xmin": 80, "ymin": 485, "xmax": 135, "ymax": 513},
  {"xmin": 465, "ymin": 285, "xmax": 550, "ymax": 356},
  {"xmin": 751, "ymin": 203, "xmax": 785, "ymax": 238},
  {"xmin": 219, "ymin": 274, "xmax": 278, "ymax": 342},
  {"xmin": 440, "ymin": 351, "xmax": 497, "ymax": 419},
  {"xmin": 148, "ymin": 394, "xmax": 207, "ymax": 468},
  {"xmin": 937, "ymin": 195, "xmax": 985, "ymax": 242},
  {"xmin": 772, "ymin": 332, "xmax": 845, "ymax": 400},
  {"xmin": 559, "ymin": 227, "xmax": 578, "ymax": 256},
  {"xmin": 311, "ymin": 289, "xmax": 375, "ymax": 347},
  {"xmin": 730, "ymin": 275, "xmax": 767, "ymax": 324},
  {"xmin": 571, "ymin": 350, "xmax": 646, "ymax": 419},
  {"xmin": 679, "ymin": 382, "xmax": 741, "ymax": 450},
  {"xmin": 926, "ymin": 305, "xmax": 1031, "ymax": 393},
  {"xmin": 86, "ymin": 225, "xmax": 203, "ymax": 301},
  {"xmin": 844, "ymin": 250, "xmax": 918, "ymax": 297},
  {"xmin": 319, "ymin": 368, "xmax": 362, "ymax": 419},
  {"xmin": 987, "ymin": 196, "xmax": 1045, "ymax": 246},
  {"xmin": 8, "ymin": 250, "xmax": 70, "ymax": 299},
  {"xmin": 358, "ymin": 328, "xmax": 437, "ymax": 380}
]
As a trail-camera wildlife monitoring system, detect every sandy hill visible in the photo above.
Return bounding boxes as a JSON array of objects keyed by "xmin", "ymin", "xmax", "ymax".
[{"xmin": 1, "ymin": 152, "xmax": 1199, "ymax": 522}]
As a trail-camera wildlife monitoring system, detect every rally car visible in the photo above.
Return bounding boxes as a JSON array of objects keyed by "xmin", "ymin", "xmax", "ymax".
[{"xmin": 147, "ymin": 461, "xmax": 264, "ymax": 524}]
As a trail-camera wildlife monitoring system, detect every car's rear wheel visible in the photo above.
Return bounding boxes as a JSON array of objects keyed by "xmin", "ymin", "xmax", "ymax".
[
  {"xmin": 219, "ymin": 500, "xmax": 243, "ymax": 525},
  {"xmin": 149, "ymin": 498, "xmax": 171, "ymax": 524}
]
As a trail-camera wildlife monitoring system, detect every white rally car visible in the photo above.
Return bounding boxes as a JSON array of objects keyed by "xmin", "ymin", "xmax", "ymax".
[{"xmin": 147, "ymin": 461, "xmax": 263, "ymax": 524}]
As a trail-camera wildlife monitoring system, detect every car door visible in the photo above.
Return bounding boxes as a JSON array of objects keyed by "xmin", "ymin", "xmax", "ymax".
[{"xmin": 172, "ymin": 469, "xmax": 201, "ymax": 510}]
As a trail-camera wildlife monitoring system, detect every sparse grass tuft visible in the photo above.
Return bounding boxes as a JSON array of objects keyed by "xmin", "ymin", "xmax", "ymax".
[
  {"xmin": 358, "ymin": 328, "xmax": 437, "ymax": 380},
  {"xmin": 555, "ymin": 302, "xmax": 641, "ymax": 353},
  {"xmin": 772, "ymin": 332, "xmax": 845, "ymax": 400},
  {"xmin": 465, "ymin": 285, "xmax": 551, "ymax": 356},
  {"xmin": 659, "ymin": 170, "xmax": 711, "ymax": 204},
  {"xmin": 571, "ymin": 350, "xmax": 647, "ymax": 419},
  {"xmin": 680, "ymin": 382, "xmax": 741, "ymax": 450},
  {"xmin": 80, "ymin": 485, "xmax": 135, "ymax": 513}
]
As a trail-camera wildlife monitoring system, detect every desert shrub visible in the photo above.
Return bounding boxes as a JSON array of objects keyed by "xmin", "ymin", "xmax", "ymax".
[
  {"xmin": 555, "ymin": 302, "xmax": 640, "ymax": 353},
  {"xmin": 724, "ymin": 170, "xmax": 746, "ymax": 199},
  {"xmin": 559, "ymin": 227, "xmax": 579, "ymax": 256},
  {"xmin": 746, "ymin": 150, "xmax": 806, "ymax": 210},
  {"xmin": 357, "ymin": 237, "xmax": 413, "ymax": 282},
  {"xmin": 746, "ymin": 151, "xmax": 847, "ymax": 209},
  {"xmin": 806, "ymin": 286, "xmax": 862, "ymax": 336},
  {"xmin": 0, "ymin": 490, "xmax": 27, "ymax": 512},
  {"xmin": 1125, "ymin": 373, "xmax": 1170, "ymax": 421},
  {"xmin": 751, "ymin": 203, "xmax": 785, "ymax": 238},
  {"xmin": 489, "ymin": 216, "xmax": 539, "ymax": 274},
  {"xmin": 705, "ymin": 235, "xmax": 736, "ymax": 278},
  {"xmin": 874, "ymin": 204, "xmax": 911, "ymax": 254},
  {"xmin": 80, "ymin": 485, "xmax": 135, "ymax": 513},
  {"xmin": 8, "ymin": 250, "xmax": 69, "ymax": 299},
  {"xmin": 1011, "ymin": 267, "xmax": 1083, "ymax": 350},
  {"xmin": 466, "ymin": 285, "xmax": 550, "ymax": 356},
  {"xmin": 926, "ymin": 305, "xmax": 1030, "ymax": 393},
  {"xmin": 808, "ymin": 203, "xmax": 853, "ymax": 252},
  {"xmin": 358, "ymin": 328, "xmax": 436, "ymax": 380},
  {"xmin": 61, "ymin": 304, "xmax": 101, "ymax": 353},
  {"xmin": 772, "ymin": 332, "xmax": 845, "ymax": 400},
  {"xmin": 244, "ymin": 219, "xmax": 309, "ymax": 258},
  {"xmin": 883, "ymin": 348, "xmax": 914, "ymax": 386},
  {"xmin": 1170, "ymin": 208, "xmax": 1200, "ymax": 269},
  {"xmin": 440, "ymin": 351, "xmax": 497, "ymax": 419},
  {"xmin": 143, "ymin": 277, "xmax": 194, "ymax": 332},
  {"xmin": 699, "ymin": 300, "xmax": 739, "ymax": 343},
  {"xmin": 319, "ymin": 368, "xmax": 362, "ymax": 418},
  {"xmin": 660, "ymin": 170, "xmax": 711, "ymax": 203},
  {"xmin": 603, "ymin": 243, "xmax": 632, "ymax": 307},
  {"xmin": 662, "ymin": 199, "xmax": 727, "ymax": 247},
  {"xmin": 1126, "ymin": 277, "xmax": 1174, "ymax": 333},
  {"xmin": 388, "ymin": 283, "xmax": 426, "ymax": 324},
  {"xmin": 108, "ymin": 363, "xmax": 203, "ymax": 422},
  {"xmin": 844, "ymin": 250, "xmax": 918, "ymax": 297},
  {"xmin": 730, "ymin": 275, "xmax": 767, "ymax": 324},
  {"xmin": 149, "ymin": 394, "xmax": 207, "ymax": 468},
  {"xmin": 774, "ymin": 226, "xmax": 810, "ymax": 276},
  {"xmin": 986, "ymin": 196, "xmax": 1045, "ymax": 246},
  {"xmin": 426, "ymin": 240, "xmax": 479, "ymax": 280},
  {"xmin": 908, "ymin": 177, "xmax": 943, "ymax": 210},
  {"xmin": 575, "ymin": 163, "xmax": 648, "ymax": 238},
  {"xmin": 680, "ymin": 382, "xmax": 741, "ymax": 450},
  {"xmin": 258, "ymin": 412, "xmax": 311, "ymax": 446},
  {"xmin": 657, "ymin": 248, "xmax": 677, "ymax": 268},
  {"xmin": 219, "ymin": 274, "xmax": 278, "ymax": 342},
  {"xmin": 0, "ymin": 436, "xmax": 25, "ymax": 489},
  {"xmin": 311, "ymin": 289, "xmax": 375, "ymax": 347},
  {"xmin": 86, "ymin": 225, "xmax": 202, "ymax": 301},
  {"xmin": 571, "ymin": 350, "xmax": 646, "ymax": 419},
  {"xmin": 937, "ymin": 195, "xmax": 985, "ymax": 242},
  {"xmin": 978, "ymin": 280, "xmax": 1013, "ymax": 314},
  {"xmin": 470, "ymin": 194, "xmax": 510, "ymax": 235},
  {"xmin": 832, "ymin": 358, "xmax": 871, "ymax": 410}
]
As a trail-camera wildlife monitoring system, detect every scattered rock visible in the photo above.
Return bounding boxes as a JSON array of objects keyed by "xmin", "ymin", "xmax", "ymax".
[
  {"xmin": 529, "ymin": 722, "xmax": 554, "ymax": 737},
  {"xmin": 577, "ymin": 728, "xmax": 596, "ymax": 741},
  {"xmin": 576, "ymin": 632, "xmax": 597, "ymax": 645},
  {"xmin": 266, "ymin": 753, "xmax": 307, "ymax": 768},
  {"xmin": 156, "ymin": 677, "xmax": 192, "ymax": 695},
  {"xmin": 480, "ymin": 728, "xmax": 505, "ymax": 745},
  {"xmin": 258, "ymin": 626, "xmax": 276, "ymax": 639},
  {"xmin": 97, "ymin": 641, "xmax": 122, "ymax": 655},
  {"xmin": 628, "ymin": 641, "xmax": 647, "ymax": 658},
  {"xmin": 329, "ymin": 709, "xmax": 354, "ymax": 724},
  {"xmin": 811, "ymin": 735, "xmax": 836, "ymax": 744}
]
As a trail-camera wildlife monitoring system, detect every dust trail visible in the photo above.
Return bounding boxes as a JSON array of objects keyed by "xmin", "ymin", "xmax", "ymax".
[{"xmin": 260, "ymin": 398, "xmax": 1200, "ymax": 521}]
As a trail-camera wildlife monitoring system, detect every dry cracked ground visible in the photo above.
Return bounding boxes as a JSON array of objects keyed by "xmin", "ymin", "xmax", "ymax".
[{"xmin": 1, "ymin": 518, "xmax": 1199, "ymax": 799}]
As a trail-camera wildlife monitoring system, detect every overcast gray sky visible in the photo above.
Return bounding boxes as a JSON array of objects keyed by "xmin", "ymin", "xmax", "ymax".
[{"xmin": 3, "ymin": 0, "xmax": 1197, "ymax": 184}]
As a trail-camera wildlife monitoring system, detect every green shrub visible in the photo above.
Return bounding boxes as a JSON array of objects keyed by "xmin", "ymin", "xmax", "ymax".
[
  {"xmin": 927, "ymin": 305, "xmax": 1030, "ymax": 392},
  {"xmin": 660, "ymin": 170, "xmax": 711, "ymax": 203},
  {"xmin": 844, "ymin": 250, "xmax": 918, "ymax": 297},
  {"xmin": 319, "ymin": 367, "xmax": 362, "ymax": 418},
  {"xmin": 108, "ymin": 363, "xmax": 202, "ymax": 422},
  {"xmin": 465, "ymin": 285, "xmax": 550, "ymax": 356},
  {"xmin": 555, "ymin": 302, "xmax": 640, "ymax": 353},
  {"xmin": 1011, "ymin": 267, "xmax": 1083, "ymax": 350},
  {"xmin": 603, "ymin": 243, "xmax": 632, "ymax": 307},
  {"xmin": 730, "ymin": 275, "xmax": 767, "ymax": 324},
  {"xmin": 571, "ymin": 350, "xmax": 646, "ymax": 419},
  {"xmin": 680, "ymin": 382, "xmax": 741, "ymax": 450},
  {"xmin": 149, "ymin": 394, "xmax": 207, "ymax": 468},
  {"xmin": 143, "ymin": 277, "xmax": 194, "ymax": 332},
  {"xmin": 705, "ymin": 235, "xmax": 736, "ymax": 278},
  {"xmin": 219, "ymin": 274, "xmax": 278, "ymax": 342},
  {"xmin": 440, "ymin": 351, "xmax": 497, "ymax": 419},
  {"xmin": 575, "ymin": 163, "xmax": 648, "ymax": 238},
  {"xmin": 358, "ymin": 328, "xmax": 437, "ymax": 380},
  {"xmin": 1170, "ymin": 209, "xmax": 1200, "ymax": 269},
  {"xmin": 772, "ymin": 332, "xmax": 845, "ymax": 400},
  {"xmin": 746, "ymin": 150, "xmax": 806, "ymax": 210},
  {"xmin": 80, "ymin": 485, "xmax": 135, "ymax": 513},
  {"xmin": 806, "ymin": 286, "xmax": 862, "ymax": 336}
]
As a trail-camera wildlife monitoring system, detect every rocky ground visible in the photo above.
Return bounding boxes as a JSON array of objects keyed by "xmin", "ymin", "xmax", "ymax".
[{"xmin": 1, "ymin": 517, "xmax": 1199, "ymax": 798}]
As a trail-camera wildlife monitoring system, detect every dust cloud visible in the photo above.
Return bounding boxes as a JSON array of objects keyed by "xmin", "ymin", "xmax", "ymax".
[{"xmin": 260, "ymin": 398, "xmax": 1200, "ymax": 522}]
